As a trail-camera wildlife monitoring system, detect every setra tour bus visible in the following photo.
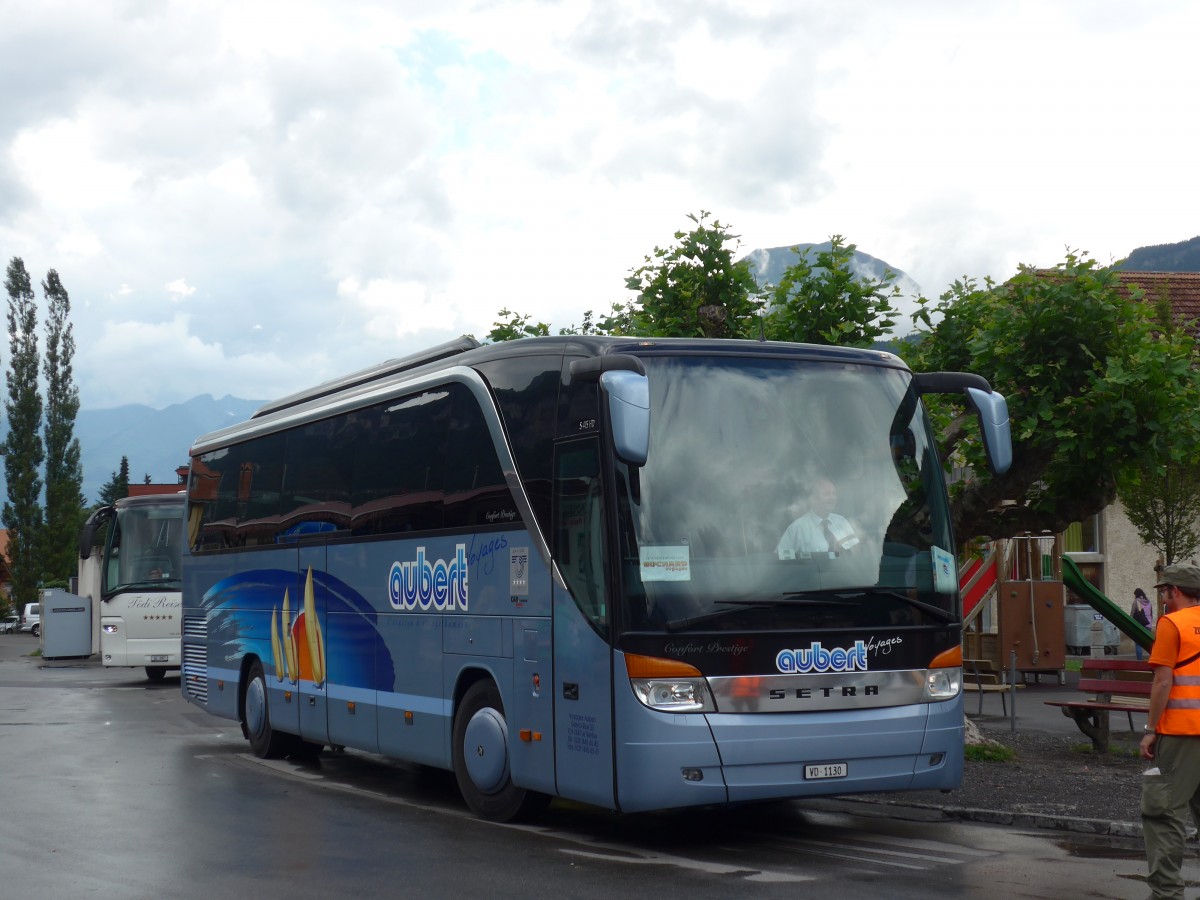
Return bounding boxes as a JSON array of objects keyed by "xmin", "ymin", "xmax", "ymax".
[
  {"xmin": 180, "ymin": 335, "xmax": 1011, "ymax": 820},
  {"xmin": 78, "ymin": 493, "xmax": 185, "ymax": 680}
]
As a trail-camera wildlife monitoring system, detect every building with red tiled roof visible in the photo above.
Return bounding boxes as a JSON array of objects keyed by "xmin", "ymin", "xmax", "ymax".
[
  {"xmin": 1115, "ymin": 271, "xmax": 1200, "ymax": 333},
  {"xmin": 1066, "ymin": 271, "xmax": 1200, "ymax": 642}
]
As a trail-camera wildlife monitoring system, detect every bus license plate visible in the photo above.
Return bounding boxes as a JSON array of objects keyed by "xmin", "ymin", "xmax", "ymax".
[
  {"xmin": 805, "ymin": 762, "xmax": 847, "ymax": 780},
  {"xmin": 150, "ymin": 655, "xmax": 168, "ymax": 663}
]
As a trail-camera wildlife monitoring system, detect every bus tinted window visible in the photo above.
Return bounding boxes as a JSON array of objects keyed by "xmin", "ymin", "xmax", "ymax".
[
  {"xmin": 476, "ymin": 355, "xmax": 559, "ymax": 539},
  {"xmin": 190, "ymin": 381, "xmax": 520, "ymax": 550},
  {"xmin": 280, "ymin": 416, "xmax": 351, "ymax": 535},
  {"xmin": 350, "ymin": 389, "xmax": 450, "ymax": 535},
  {"xmin": 444, "ymin": 387, "xmax": 520, "ymax": 529}
]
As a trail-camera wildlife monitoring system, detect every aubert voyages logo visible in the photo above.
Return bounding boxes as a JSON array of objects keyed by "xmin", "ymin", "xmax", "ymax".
[
  {"xmin": 388, "ymin": 545, "xmax": 469, "ymax": 611},
  {"xmin": 776, "ymin": 640, "xmax": 868, "ymax": 674}
]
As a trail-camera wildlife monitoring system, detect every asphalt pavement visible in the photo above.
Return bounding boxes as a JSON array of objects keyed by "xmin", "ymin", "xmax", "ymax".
[{"xmin": 0, "ymin": 631, "xmax": 1145, "ymax": 835}]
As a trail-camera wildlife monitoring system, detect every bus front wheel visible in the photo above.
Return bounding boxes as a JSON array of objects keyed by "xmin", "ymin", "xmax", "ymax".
[
  {"xmin": 243, "ymin": 660, "xmax": 296, "ymax": 759},
  {"xmin": 452, "ymin": 680, "xmax": 547, "ymax": 821}
]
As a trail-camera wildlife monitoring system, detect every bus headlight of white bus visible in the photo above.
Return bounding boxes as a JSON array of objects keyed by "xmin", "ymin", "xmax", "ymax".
[
  {"xmin": 923, "ymin": 646, "xmax": 963, "ymax": 701},
  {"xmin": 625, "ymin": 653, "xmax": 716, "ymax": 713}
]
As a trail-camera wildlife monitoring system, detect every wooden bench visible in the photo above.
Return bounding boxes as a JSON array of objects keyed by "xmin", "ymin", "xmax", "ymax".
[
  {"xmin": 963, "ymin": 658, "xmax": 1022, "ymax": 716},
  {"xmin": 1044, "ymin": 659, "xmax": 1152, "ymax": 753}
]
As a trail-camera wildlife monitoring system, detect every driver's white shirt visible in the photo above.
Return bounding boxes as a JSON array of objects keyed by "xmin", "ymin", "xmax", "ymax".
[{"xmin": 776, "ymin": 511, "xmax": 858, "ymax": 558}]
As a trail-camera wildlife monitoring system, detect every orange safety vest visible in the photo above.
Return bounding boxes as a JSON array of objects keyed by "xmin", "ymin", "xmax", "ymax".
[{"xmin": 1158, "ymin": 605, "xmax": 1200, "ymax": 735}]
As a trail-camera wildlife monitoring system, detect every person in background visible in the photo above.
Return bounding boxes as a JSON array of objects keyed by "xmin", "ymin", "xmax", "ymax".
[
  {"xmin": 1132, "ymin": 587, "xmax": 1155, "ymax": 661},
  {"xmin": 1140, "ymin": 564, "xmax": 1200, "ymax": 899}
]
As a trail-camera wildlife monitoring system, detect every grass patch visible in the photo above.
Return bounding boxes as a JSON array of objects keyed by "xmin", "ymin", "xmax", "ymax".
[
  {"xmin": 1070, "ymin": 740, "xmax": 1141, "ymax": 758},
  {"xmin": 1064, "ymin": 658, "xmax": 1082, "ymax": 672},
  {"xmin": 965, "ymin": 743, "xmax": 1016, "ymax": 762}
]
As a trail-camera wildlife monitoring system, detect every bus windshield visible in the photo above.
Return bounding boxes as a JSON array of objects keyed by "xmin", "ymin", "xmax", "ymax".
[
  {"xmin": 616, "ymin": 355, "xmax": 955, "ymax": 634},
  {"xmin": 104, "ymin": 501, "xmax": 185, "ymax": 595}
]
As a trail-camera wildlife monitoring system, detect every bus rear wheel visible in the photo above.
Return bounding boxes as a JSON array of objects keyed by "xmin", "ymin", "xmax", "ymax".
[
  {"xmin": 145, "ymin": 666, "xmax": 167, "ymax": 681},
  {"xmin": 242, "ymin": 659, "xmax": 297, "ymax": 759},
  {"xmin": 452, "ymin": 680, "xmax": 547, "ymax": 822}
]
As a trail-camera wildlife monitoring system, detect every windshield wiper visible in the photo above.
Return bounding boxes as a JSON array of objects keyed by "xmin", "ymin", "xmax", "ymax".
[
  {"xmin": 111, "ymin": 578, "xmax": 181, "ymax": 591},
  {"xmin": 832, "ymin": 588, "xmax": 956, "ymax": 624}
]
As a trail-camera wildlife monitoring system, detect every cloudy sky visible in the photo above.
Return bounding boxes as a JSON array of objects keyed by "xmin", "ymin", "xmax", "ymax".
[{"xmin": 2, "ymin": 0, "xmax": 1196, "ymax": 409}]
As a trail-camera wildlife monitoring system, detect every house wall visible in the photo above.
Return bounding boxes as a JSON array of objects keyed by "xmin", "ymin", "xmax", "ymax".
[{"xmin": 1098, "ymin": 501, "xmax": 1187, "ymax": 650}]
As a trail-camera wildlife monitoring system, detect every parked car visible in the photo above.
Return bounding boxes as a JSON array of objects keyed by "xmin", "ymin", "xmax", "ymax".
[
  {"xmin": 21, "ymin": 603, "xmax": 40, "ymax": 638},
  {"xmin": 0, "ymin": 615, "xmax": 18, "ymax": 634}
]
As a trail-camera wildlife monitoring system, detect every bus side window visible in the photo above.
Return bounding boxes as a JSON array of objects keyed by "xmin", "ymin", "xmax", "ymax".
[
  {"xmin": 444, "ymin": 385, "xmax": 520, "ymax": 529},
  {"xmin": 475, "ymin": 355, "xmax": 560, "ymax": 539},
  {"xmin": 553, "ymin": 438, "xmax": 608, "ymax": 637}
]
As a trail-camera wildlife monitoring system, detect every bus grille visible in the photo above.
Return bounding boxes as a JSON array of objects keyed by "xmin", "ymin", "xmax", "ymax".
[{"xmin": 182, "ymin": 615, "xmax": 209, "ymax": 703}]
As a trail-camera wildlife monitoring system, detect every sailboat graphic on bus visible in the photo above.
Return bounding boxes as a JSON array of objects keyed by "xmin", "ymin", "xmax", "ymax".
[{"xmin": 271, "ymin": 567, "xmax": 326, "ymax": 687}]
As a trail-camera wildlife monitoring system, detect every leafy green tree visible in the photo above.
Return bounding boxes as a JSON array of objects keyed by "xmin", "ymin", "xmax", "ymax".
[
  {"xmin": 41, "ymin": 270, "xmax": 85, "ymax": 582},
  {"xmin": 909, "ymin": 252, "xmax": 1200, "ymax": 542},
  {"xmin": 1118, "ymin": 462, "xmax": 1200, "ymax": 566},
  {"xmin": 98, "ymin": 456, "xmax": 130, "ymax": 505},
  {"xmin": 2, "ymin": 258, "xmax": 45, "ymax": 606},
  {"xmin": 487, "ymin": 308, "xmax": 551, "ymax": 343},
  {"xmin": 763, "ymin": 236, "xmax": 899, "ymax": 347},
  {"xmin": 1114, "ymin": 291, "xmax": 1200, "ymax": 566},
  {"xmin": 608, "ymin": 211, "xmax": 763, "ymax": 338}
]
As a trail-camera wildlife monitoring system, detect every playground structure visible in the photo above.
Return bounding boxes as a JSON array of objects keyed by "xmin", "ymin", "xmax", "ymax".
[{"xmin": 960, "ymin": 537, "xmax": 1154, "ymax": 682}]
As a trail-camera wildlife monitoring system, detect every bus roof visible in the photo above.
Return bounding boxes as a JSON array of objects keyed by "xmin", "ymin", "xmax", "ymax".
[{"xmin": 191, "ymin": 335, "xmax": 911, "ymax": 457}]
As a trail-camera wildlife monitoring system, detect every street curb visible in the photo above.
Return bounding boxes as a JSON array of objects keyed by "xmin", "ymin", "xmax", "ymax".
[{"xmin": 835, "ymin": 796, "xmax": 1142, "ymax": 838}]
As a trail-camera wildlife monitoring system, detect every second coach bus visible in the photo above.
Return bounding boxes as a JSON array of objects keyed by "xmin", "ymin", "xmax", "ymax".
[
  {"xmin": 181, "ymin": 335, "xmax": 1011, "ymax": 820},
  {"xmin": 79, "ymin": 493, "xmax": 185, "ymax": 680}
]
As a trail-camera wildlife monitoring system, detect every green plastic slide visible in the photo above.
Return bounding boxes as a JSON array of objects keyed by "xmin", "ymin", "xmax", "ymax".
[{"xmin": 1061, "ymin": 555, "xmax": 1154, "ymax": 651}]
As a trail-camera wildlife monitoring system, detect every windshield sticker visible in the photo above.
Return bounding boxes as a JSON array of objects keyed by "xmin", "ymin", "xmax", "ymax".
[
  {"xmin": 639, "ymin": 545, "xmax": 691, "ymax": 582},
  {"xmin": 777, "ymin": 640, "xmax": 868, "ymax": 674},
  {"xmin": 932, "ymin": 545, "xmax": 956, "ymax": 594}
]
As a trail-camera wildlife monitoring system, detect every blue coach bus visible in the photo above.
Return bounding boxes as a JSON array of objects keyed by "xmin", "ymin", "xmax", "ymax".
[{"xmin": 181, "ymin": 335, "xmax": 1011, "ymax": 821}]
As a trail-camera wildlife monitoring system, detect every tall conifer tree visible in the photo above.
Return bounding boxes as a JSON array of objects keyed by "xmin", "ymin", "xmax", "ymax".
[
  {"xmin": 98, "ymin": 456, "xmax": 130, "ymax": 505},
  {"xmin": 42, "ymin": 270, "xmax": 84, "ymax": 582},
  {"xmin": 3, "ymin": 258, "xmax": 44, "ymax": 605}
]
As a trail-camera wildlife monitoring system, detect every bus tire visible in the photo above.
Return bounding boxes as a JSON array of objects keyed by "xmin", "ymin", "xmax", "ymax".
[
  {"xmin": 145, "ymin": 666, "xmax": 167, "ymax": 681},
  {"xmin": 452, "ymin": 680, "xmax": 548, "ymax": 822},
  {"xmin": 243, "ymin": 659, "xmax": 295, "ymax": 759}
]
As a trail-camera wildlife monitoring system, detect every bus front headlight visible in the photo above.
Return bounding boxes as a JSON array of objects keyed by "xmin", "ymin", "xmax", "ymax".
[
  {"xmin": 631, "ymin": 678, "xmax": 715, "ymax": 712},
  {"xmin": 625, "ymin": 653, "xmax": 715, "ymax": 713},
  {"xmin": 924, "ymin": 667, "xmax": 961, "ymax": 700}
]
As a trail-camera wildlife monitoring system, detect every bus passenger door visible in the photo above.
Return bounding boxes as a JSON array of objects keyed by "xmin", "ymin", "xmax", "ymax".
[
  {"xmin": 552, "ymin": 439, "xmax": 615, "ymax": 809},
  {"xmin": 296, "ymin": 546, "xmax": 330, "ymax": 748}
]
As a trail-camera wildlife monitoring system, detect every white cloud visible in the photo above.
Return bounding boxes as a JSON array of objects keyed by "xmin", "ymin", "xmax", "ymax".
[
  {"xmin": 165, "ymin": 279, "xmax": 196, "ymax": 298},
  {"xmin": 0, "ymin": 0, "xmax": 1197, "ymax": 409}
]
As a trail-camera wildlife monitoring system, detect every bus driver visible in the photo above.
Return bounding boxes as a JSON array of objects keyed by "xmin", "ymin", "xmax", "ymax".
[{"xmin": 776, "ymin": 477, "xmax": 860, "ymax": 559}]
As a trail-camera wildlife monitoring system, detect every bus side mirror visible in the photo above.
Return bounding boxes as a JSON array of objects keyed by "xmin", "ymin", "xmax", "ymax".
[
  {"xmin": 965, "ymin": 386, "xmax": 1012, "ymax": 476},
  {"xmin": 600, "ymin": 370, "xmax": 650, "ymax": 466},
  {"xmin": 79, "ymin": 506, "xmax": 114, "ymax": 560},
  {"xmin": 913, "ymin": 372, "xmax": 1012, "ymax": 477}
]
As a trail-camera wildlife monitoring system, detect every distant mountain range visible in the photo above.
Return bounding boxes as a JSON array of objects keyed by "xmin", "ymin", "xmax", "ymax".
[
  {"xmin": 0, "ymin": 394, "xmax": 263, "ymax": 508},
  {"xmin": 741, "ymin": 241, "xmax": 923, "ymax": 300},
  {"xmin": 1119, "ymin": 235, "xmax": 1200, "ymax": 272},
  {"xmin": 0, "ymin": 235, "xmax": 1193, "ymax": 511}
]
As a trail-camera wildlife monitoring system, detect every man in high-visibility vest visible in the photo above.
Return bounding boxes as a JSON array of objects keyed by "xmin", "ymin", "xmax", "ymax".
[{"xmin": 1140, "ymin": 562, "xmax": 1200, "ymax": 899}]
